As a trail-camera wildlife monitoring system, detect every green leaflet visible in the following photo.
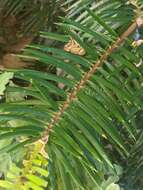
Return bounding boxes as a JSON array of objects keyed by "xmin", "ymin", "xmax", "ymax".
[
  {"xmin": 14, "ymin": 69, "xmax": 74, "ymax": 88},
  {"xmin": 0, "ymin": 181, "xmax": 15, "ymax": 189},
  {"xmin": 26, "ymin": 174, "xmax": 48, "ymax": 187},
  {"xmin": 29, "ymin": 45, "xmax": 91, "ymax": 69},
  {"xmin": 0, "ymin": 72, "xmax": 13, "ymax": 95},
  {"xmin": 23, "ymin": 48, "xmax": 82, "ymax": 80},
  {"xmin": 40, "ymin": 32, "xmax": 69, "ymax": 42}
]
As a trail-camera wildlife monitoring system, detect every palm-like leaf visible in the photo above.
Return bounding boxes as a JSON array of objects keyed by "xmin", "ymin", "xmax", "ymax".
[{"xmin": 0, "ymin": 1, "xmax": 143, "ymax": 189}]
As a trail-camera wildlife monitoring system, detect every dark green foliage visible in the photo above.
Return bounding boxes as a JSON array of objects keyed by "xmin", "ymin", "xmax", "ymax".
[{"xmin": 0, "ymin": 1, "xmax": 143, "ymax": 190}]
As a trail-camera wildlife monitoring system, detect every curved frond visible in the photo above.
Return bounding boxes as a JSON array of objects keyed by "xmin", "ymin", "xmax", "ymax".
[{"xmin": 0, "ymin": 2, "xmax": 143, "ymax": 189}]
